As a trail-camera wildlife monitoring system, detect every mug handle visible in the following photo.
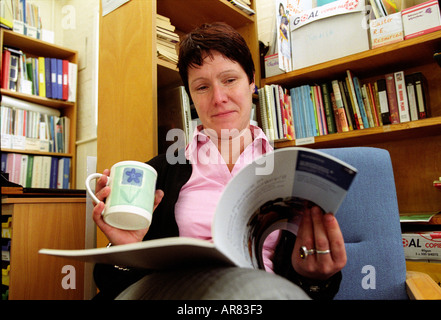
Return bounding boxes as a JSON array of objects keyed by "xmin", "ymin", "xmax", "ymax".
[{"xmin": 85, "ymin": 173, "xmax": 108, "ymax": 205}]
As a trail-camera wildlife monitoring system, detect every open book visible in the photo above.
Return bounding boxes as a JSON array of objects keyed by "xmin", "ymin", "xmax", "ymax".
[{"xmin": 40, "ymin": 147, "xmax": 357, "ymax": 270}]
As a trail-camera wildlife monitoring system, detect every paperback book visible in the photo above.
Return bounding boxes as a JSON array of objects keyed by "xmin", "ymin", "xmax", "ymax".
[{"xmin": 40, "ymin": 147, "xmax": 357, "ymax": 270}]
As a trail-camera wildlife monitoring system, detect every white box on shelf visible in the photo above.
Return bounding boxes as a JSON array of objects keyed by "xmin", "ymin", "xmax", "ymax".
[
  {"xmin": 403, "ymin": 231, "xmax": 441, "ymax": 261},
  {"xmin": 264, "ymin": 53, "xmax": 284, "ymax": 78},
  {"xmin": 402, "ymin": 0, "xmax": 441, "ymax": 39},
  {"xmin": 370, "ymin": 12, "xmax": 404, "ymax": 48},
  {"xmin": 289, "ymin": 0, "xmax": 370, "ymax": 70}
]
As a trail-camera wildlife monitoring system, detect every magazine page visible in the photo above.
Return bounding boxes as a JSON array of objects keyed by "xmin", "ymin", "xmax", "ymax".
[
  {"xmin": 212, "ymin": 147, "xmax": 357, "ymax": 269},
  {"xmin": 40, "ymin": 237, "xmax": 236, "ymax": 270}
]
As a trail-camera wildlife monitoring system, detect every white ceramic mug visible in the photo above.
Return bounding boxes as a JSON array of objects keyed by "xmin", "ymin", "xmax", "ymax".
[{"xmin": 85, "ymin": 161, "xmax": 157, "ymax": 230}]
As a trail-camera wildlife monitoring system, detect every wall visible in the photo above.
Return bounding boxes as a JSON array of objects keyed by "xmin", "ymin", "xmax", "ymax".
[{"xmin": 256, "ymin": 0, "xmax": 277, "ymax": 53}]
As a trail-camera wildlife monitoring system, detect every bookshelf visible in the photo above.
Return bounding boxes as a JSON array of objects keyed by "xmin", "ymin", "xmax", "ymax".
[
  {"xmin": 261, "ymin": 30, "xmax": 441, "ymax": 215},
  {"xmin": 1, "ymin": 28, "xmax": 78, "ymax": 188},
  {"xmin": 97, "ymin": 0, "xmax": 259, "ymax": 247}
]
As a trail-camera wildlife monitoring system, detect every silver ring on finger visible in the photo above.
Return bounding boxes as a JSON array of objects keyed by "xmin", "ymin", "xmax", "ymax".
[
  {"xmin": 316, "ymin": 249, "xmax": 331, "ymax": 255},
  {"xmin": 300, "ymin": 246, "xmax": 316, "ymax": 259}
]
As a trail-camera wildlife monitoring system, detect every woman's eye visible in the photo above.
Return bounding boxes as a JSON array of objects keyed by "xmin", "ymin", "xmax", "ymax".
[{"xmin": 196, "ymin": 85, "xmax": 208, "ymax": 91}]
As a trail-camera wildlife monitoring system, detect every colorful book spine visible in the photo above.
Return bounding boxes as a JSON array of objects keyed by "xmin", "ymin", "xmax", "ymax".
[
  {"xmin": 385, "ymin": 73, "xmax": 400, "ymax": 124},
  {"xmin": 394, "ymin": 71, "xmax": 410, "ymax": 123}
]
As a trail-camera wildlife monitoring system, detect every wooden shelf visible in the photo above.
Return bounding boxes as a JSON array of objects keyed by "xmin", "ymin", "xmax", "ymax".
[
  {"xmin": 157, "ymin": 58, "xmax": 182, "ymax": 88},
  {"xmin": 275, "ymin": 117, "xmax": 441, "ymax": 149},
  {"xmin": 1, "ymin": 148, "xmax": 74, "ymax": 158},
  {"xmin": 0, "ymin": 88, "xmax": 75, "ymax": 110},
  {"xmin": 1, "ymin": 29, "xmax": 77, "ymax": 62},
  {"xmin": 157, "ymin": 0, "xmax": 255, "ymax": 33},
  {"xmin": 262, "ymin": 30, "xmax": 441, "ymax": 88}
]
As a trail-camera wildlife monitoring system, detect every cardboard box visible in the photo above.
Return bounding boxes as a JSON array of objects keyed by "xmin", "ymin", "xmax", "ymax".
[
  {"xmin": 403, "ymin": 231, "xmax": 441, "ymax": 261},
  {"xmin": 264, "ymin": 53, "xmax": 284, "ymax": 78},
  {"xmin": 370, "ymin": 12, "xmax": 404, "ymax": 48},
  {"xmin": 289, "ymin": 0, "xmax": 370, "ymax": 70},
  {"xmin": 402, "ymin": 0, "xmax": 441, "ymax": 39}
]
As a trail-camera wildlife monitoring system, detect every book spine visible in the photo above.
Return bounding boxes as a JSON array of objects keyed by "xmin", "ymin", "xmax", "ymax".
[
  {"xmin": 339, "ymin": 81, "xmax": 355, "ymax": 131},
  {"xmin": 310, "ymin": 86, "xmax": 320, "ymax": 136},
  {"xmin": 49, "ymin": 156, "xmax": 59, "ymax": 189},
  {"xmin": 394, "ymin": 71, "xmax": 410, "ymax": 123},
  {"xmin": 26, "ymin": 154, "xmax": 34, "ymax": 187},
  {"xmin": 414, "ymin": 72, "xmax": 428, "ymax": 119},
  {"xmin": 290, "ymin": 88, "xmax": 302, "ymax": 139},
  {"xmin": 258, "ymin": 87, "xmax": 269, "ymax": 137},
  {"xmin": 353, "ymin": 77, "xmax": 370, "ymax": 128},
  {"xmin": 361, "ymin": 84, "xmax": 375, "ymax": 128},
  {"xmin": 331, "ymin": 80, "xmax": 349, "ymax": 132},
  {"xmin": 2, "ymin": 49, "xmax": 11, "ymax": 89},
  {"xmin": 272, "ymin": 84, "xmax": 284, "ymax": 139},
  {"xmin": 19, "ymin": 154, "xmax": 28, "ymax": 187},
  {"xmin": 38, "ymin": 56, "xmax": 46, "ymax": 97},
  {"xmin": 45, "ymin": 57, "xmax": 52, "ymax": 99},
  {"xmin": 385, "ymin": 73, "xmax": 400, "ymax": 124},
  {"xmin": 345, "ymin": 71, "xmax": 364, "ymax": 129},
  {"xmin": 367, "ymin": 83, "xmax": 381, "ymax": 127},
  {"xmin": 57, "ymin": 58, "xmax": 63, "ymax": 100},
  {"xmin": 405, "ymin": 74, "xmax": 419, "ymax": 121},
  {"xmin": 330, "ymin": 92, "xmax": 343, "ymax": 133},
  {"xmin": 283, "ymin": 87, "xmax": 295, "ymax": 139},
  {"xmin": 62, "ymin": 60, "xmax": 69, "ymax": 100},
  {"xmin": 67, "ymin": 62, "xmax": 77, "ymax": 102},
  {"xmin": 32, "ymin": 156, "xmax": 42, "ymax": 188},
  {"xmin": 376, "ymin": 78, "xmax": 391, "ymax": 124},
  {"xmin": 264, "ymin": 85, "xmax": 277, "ymax": 140},
  {"xmin": 62, "ymin": 157, "xmax": 71, "ymax": 189},
  {"xmin": 41, "ymin": 156, "xmax": 51, "ymax": 188},
  {"xmin": 321, "ymin": 83, "xmax": 337, "ymax": 134},
  {"xmin": 304, "ymin": 85, "xmax": 316, "ymax": 137}
]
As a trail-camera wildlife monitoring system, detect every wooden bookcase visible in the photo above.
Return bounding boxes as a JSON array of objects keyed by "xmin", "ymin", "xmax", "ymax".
[
  {"xmin": 261, "ymin": 30, "xmax": 441, "ymax": 214},
  {"xmin": 97, "ymin": 0, "xmax": 260, "ymax": 247},
  {"xmin": 0, "ymin": 29, "xmax": 78, "ymax": 188},
  {"xmin": 2, "ymin": 194, "xmax": 86, "ymax": 299}
]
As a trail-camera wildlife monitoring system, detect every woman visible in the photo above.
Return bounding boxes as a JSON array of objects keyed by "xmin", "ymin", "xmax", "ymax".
[{"xmin": 93, "ymin": 23, "xmax": 346, "ymax": 300}]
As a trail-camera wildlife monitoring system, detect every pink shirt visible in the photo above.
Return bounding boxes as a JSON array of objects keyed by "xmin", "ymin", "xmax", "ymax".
[{"xmin": 175, "ymin": 125, "xmax": 280, "ymax": 272}]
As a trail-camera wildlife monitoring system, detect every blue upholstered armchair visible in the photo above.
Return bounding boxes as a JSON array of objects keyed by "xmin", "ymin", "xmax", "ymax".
[{"xmin": 320, "ymin": 147, "xmax": 440, "ymax": 300}]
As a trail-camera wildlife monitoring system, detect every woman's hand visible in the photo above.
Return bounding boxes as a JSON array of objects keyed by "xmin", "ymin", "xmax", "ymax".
[
  {"xmin": 291, "ymin": 206, "xmax": 347, "ymax": 281},
  {"xmin": 92, "ymin": 169, "xmax": 164, "ymax": 246}
]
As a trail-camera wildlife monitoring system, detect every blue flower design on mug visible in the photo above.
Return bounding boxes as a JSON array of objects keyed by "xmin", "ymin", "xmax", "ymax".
[{"xmin": 122, "ymin": 167, "xmax": 143, "ymax": 187}]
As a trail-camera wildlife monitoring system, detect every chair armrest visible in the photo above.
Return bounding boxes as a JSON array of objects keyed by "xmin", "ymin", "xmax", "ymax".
[{"xmin": 406, "ymin": 271, "xmax": 441, "ymax": 300}]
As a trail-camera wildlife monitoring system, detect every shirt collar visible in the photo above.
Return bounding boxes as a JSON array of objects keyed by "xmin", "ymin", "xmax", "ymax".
[{"xmin": 185, "ymin": 124, "xmax": 273, "ymax": 163}]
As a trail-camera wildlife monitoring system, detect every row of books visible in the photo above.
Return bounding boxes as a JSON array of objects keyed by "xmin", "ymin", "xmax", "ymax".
[
  {"xmin": 228, "ymin": 0, "xmax": 256, "ymax": 15},
  {"xmin": 259, "ymin": 69, "xmax": 429, "ymax": 140},
  {"xmin": 1, "ymin": 47, "xmax": 78, "ymax": 102},
  {"xmin": 1, "ymin": 0, "xmax": 42, "ymax": 39},
  {"xmin": 1, "ymin": 153, "xmax": 71, "ymax": 189},
  {"xmin": 156, "ymin": 14, "xmax": 179, "ymax": 64},
  {"xmin": 1, "ymin": 96, "xmax": 70, "ymax": 154},
  {"xmin": 257, "ymin": 84, "xmax": 294, "ymax": 141}
]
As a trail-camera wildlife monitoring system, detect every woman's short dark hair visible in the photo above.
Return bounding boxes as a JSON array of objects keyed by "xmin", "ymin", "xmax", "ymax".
[{"xmin": 177, "ymin": 22, "xmax": 255, "ymax": 94}]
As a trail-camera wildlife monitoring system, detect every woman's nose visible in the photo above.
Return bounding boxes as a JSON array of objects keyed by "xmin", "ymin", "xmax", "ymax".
[{"xmin": 212, "ymin": 84, "xmax": 228, "ymax": 105}]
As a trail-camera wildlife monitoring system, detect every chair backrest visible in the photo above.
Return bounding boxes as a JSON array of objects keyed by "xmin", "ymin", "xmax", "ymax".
[{"xmin": 319, "ymin": 147, "xmax": 408, "ymax": 300}]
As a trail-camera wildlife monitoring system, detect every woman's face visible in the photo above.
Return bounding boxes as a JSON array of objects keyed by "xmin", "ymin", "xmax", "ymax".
[{"xmin": 187, "ymin": 50, "xmax": 255, "ymax": 138}]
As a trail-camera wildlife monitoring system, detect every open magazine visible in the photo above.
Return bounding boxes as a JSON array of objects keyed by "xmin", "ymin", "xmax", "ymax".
[{"xmin": 40, "ymin": 147, "xmax": 357, "ymax": 270}]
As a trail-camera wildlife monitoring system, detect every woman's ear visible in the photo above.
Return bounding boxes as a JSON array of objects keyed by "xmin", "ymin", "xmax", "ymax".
[{"xmin": 250, "ymin": 73, "xmax": 256, "ymax": 93}]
